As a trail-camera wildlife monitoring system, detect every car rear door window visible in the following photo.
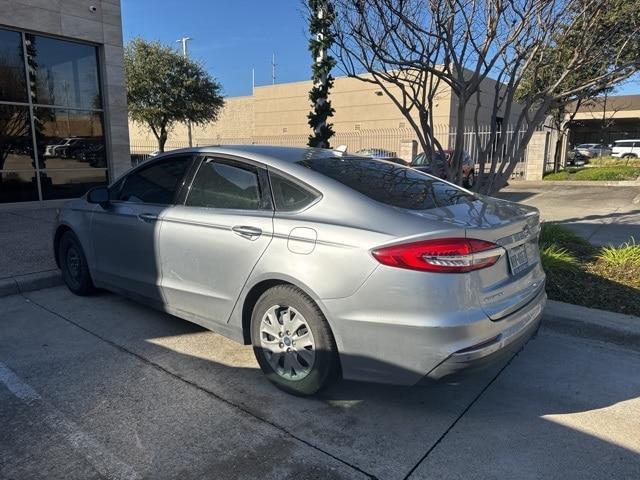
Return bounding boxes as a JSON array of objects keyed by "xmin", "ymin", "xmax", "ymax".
[
  {"xmin": 269, "ymin": 171, "xmax": 319, "ymax": 211},
  {"xmin": 186, "ymin": 159, "xmax": 268, "ymax": 210},
  {"xmin": 117, "ymin": 156, "xmax": 191, "ymax": 205},
  {"xmin": 299, "ymin": 156, "xmax": 473, "ymax": 210}
]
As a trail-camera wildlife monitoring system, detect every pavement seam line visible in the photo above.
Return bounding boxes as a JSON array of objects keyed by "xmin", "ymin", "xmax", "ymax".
[
  {"xmin": 401, "ymin": 342, "xmax": 528, "ymax": 480},
  {"xmin": 22, "ymin": 294, "xmax": 378, "ymax": 480}
]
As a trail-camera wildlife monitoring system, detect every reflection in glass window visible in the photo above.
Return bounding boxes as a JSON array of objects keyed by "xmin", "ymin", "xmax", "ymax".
[
  {"xmin": 0, "ymin": 170, "xmax": 39, "ymax": 203},
  {"xmin": 0, "ymin": 28, "xmax": 27, "ymax": 102},
  {"xmin": 118, "ymin": 157, "xmax": 191, "ymax": 205},
  {"xmin": 0, "ymin": 104, "xmax": 33, "ymax": 172},
  {"xmin": 40, "ymin": 169, "xmax": 107, "ymax": 200},
  {"xmin": 186, "ymin": 161, "xmax": 263, "ymax": 210},
  {"xmin": 299, "ymin": 156, "xmax": 474, "ymax": 210},
  {"xmin": 269, "ymin": 171, "xmax": 318, "ymax": 211},
  {"xmin": 26, "ymin": 34, "xmax": 101, "ymax": 109},
  {"xmin": 34, "ymin": 108, "xmax": 104, "ymax": 170}
]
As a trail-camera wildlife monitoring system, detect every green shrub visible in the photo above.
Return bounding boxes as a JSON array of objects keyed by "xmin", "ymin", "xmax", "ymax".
[
  {"xmin": 544, "ymin": 165, "xmax": 640, "ymax": 181},
  {"xmin": 540, "ymin": 244, "xmax": 580, "ymax": 272},
  {"xmin": 539, "ymin": 223, "xmax": 593, "ymax": 257},
  {"xmin": 590, "ymin": 156, "xmax": 640, "ymax": 167}
]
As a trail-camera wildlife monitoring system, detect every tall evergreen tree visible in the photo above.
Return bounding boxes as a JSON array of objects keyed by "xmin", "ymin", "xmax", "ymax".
[{"xmin": 307, "ymin": 0, "xmax": 336, "ymax": 148}]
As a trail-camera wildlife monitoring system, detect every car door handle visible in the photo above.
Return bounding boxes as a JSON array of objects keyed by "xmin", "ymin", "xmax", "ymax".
[
  {"xmin": 138, "ymin": 212, "xmax": 158, "ymax": 222},
  {"xmin": 232, "ymin": 225, "xmax": 262, "ymax": 240}
]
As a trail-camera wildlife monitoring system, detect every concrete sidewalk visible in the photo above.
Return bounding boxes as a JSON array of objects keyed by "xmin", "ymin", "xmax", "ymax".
[
  {"xmin": 497, "ymin": 183, "xmax": 640, "ymax": 246},
  {"xmin": 0, "ymin": 208, "xmax": 61, "ymax": 295}
]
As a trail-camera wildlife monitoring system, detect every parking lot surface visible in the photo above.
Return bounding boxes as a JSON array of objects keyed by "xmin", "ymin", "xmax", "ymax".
[
  {"xmin": 497, "ymin": 184, "xmax": 639, "ymax": 246},
  {"xmin": 1, "ymin": 287, "xmax": 639, "ymax": 479}
]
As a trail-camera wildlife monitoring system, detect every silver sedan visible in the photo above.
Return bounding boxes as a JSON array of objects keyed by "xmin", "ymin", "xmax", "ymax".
[{"xmin": 53, "ymin": 146, "xmax": 546, "ymax": 395}]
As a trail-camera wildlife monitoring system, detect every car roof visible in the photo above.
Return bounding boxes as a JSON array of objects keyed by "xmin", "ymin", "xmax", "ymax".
[
  {"xmin": 151, "ymin": 145, "xmax": 352, "ymax": 170},
  {"xmin": 614, "ymin": 139, "xmax": 640, "ymax": 142}
]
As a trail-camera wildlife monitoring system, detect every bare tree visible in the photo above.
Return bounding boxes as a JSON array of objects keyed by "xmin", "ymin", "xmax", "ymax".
[{"xmin": 332, "ymin": 0, "xmax": 640, "ymax": 192}]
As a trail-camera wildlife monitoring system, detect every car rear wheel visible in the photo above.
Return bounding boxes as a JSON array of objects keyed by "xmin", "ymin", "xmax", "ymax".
[
  {"xmin": 622, "ymin": 153, "xmax": 638, "ymax": 159},
  {"xmin": 250, "ymin": 285, "xmax": 340, "ymax": 396},
  {"xmin": 58, "ymin": 231, "xmax": 95, "ymax": 296}
]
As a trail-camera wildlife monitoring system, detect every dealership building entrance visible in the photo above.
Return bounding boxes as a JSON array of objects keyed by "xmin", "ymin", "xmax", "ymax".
[{"xmin": 0, "ymin": 2, "xmax": 129, "ymax": 206}]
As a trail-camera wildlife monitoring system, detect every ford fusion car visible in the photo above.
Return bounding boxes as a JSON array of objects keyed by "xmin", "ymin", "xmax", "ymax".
[{"xmin": 53, "ymin": 145, "xmax": 546, "ymax": 395}]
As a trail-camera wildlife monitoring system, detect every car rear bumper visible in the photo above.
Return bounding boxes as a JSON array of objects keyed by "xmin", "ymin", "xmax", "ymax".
[
  {"xmin": 324, "ymin": 275, "xmax": 546, "ymax": 386},
  {"xmin": 421, "ymin": 294, "xmax": 543, "ymax": 382}
]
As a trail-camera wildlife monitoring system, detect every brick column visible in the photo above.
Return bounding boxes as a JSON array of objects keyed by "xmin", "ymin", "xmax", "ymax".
[{"xmin": 525, "ymin": 131, "xmax": 549, "ymax": 180}]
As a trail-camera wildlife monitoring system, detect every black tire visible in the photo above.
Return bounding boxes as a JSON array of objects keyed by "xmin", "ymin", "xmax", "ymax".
[
  {"xmin": 464, "ymin": 171, "xmax": 475, "ymax": 189},
  {"xmin": 58, "ymin": 231, "xmax": 95, "ymax": 296},
  {"xmin": 622, "ymin": 153, "xmax": 637, "ymax": 159},
  {"xmin": 250, "ymin": 285, "xmax": 340, "ymax": 396}
]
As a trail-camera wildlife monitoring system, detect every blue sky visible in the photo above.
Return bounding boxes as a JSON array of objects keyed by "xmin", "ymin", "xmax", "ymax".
[
  {"xmin": 122, "ymin": 0, "xmax": 312, "ymax": 97},
  {"xmin": 122, "ymin": 0, "xmax": 639, "ymax": 99}
]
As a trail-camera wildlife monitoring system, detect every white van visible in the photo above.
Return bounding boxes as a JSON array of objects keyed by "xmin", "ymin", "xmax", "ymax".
[{"xmin": 611, "ymin": 140, "xmax": 640, "ymax": 158}]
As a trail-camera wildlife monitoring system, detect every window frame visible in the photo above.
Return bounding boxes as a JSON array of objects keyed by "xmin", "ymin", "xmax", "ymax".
[
  {"xmin": 108, "ymin": 154, "xmax": 197, "ymax": 207},
  {"xmin": 178, "ymin": 155, "xmax": 273, "ymax": 212},
  {"xmin": 266, "ymin": 166, "xmax": 322, "ymax": 213}
]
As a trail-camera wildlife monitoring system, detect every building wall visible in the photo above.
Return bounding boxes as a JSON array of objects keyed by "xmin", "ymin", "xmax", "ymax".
[
  {"xmin": 0, "ymin": 0, "xmax": 130, "ymax": 180},
  {"xmin": 128, "ymin": 74, "xmax": 454, "ymax": 145}
]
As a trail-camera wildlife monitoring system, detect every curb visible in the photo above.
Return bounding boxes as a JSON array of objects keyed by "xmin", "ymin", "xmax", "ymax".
[
  {"xmin": 543, "ymin": 300, "xmax": 640, "ymax": 351},
  {"xmin": 511, "ymin": 179, "xmax": 640, "ymax": 187},
  {"xmin": 0, "ymin": 270, "xmax": 62, "ymax": 298}
]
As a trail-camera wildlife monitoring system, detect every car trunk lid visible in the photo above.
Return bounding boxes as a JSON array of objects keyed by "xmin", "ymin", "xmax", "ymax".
[{"xmin": 405, "ymin": 195, "xmax": 545, "ymax": 320}]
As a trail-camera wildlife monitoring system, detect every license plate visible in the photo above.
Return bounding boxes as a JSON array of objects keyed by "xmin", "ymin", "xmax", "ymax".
[{"xmin": 508, "ymin": 244, "xmax": 529, "ymax": 275}]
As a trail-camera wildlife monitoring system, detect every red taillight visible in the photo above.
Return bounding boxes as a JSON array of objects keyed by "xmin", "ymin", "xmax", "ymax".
[{"xmin": 372, "ymin": 238, "xmax": 504, "ymax": 273}]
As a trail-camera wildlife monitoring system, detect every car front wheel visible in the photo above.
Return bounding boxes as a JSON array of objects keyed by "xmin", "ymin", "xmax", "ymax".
[
  {"xmin": 58, "ymin": 231, "xmax": 95, "ymax": 296},
  {"xmin": 250, "ymin": 285, "xmax": 340, "ymax": 396}
]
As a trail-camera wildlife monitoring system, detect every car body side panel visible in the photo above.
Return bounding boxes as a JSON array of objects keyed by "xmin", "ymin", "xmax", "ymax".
[
  {"xmin": 90, "ymin": 202, "xmax": 166, "ymax": 303},
  {"xmin": 158, "ymin": 205, "xmax": 275, "ymax": 326}
]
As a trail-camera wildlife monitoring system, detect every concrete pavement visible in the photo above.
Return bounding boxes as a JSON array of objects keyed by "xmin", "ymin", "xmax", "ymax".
[
  {"xmin": 1, "ymin": 287, "xmax": 639, "ymax": 479},
  {"xmin": 497, "ymin": 183, "xmax": 639, "ymax": 246}
]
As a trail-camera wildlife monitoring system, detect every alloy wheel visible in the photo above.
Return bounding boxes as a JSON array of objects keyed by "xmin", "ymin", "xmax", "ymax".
[{"xmin": 259, "ymin": 305, "xmax": 316, "ymax": 381}]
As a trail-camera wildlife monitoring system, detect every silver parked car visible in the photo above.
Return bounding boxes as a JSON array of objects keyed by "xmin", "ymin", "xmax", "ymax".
[{"xmin": 54, "ymin": 146, "xmax": 546, "ymax": 395}]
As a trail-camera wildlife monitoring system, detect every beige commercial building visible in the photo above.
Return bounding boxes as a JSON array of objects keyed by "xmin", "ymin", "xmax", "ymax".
[
  {"xmin": 129, "ymin": 72, "xmax": 507, "ymax": 153},
  {"xmin": 566, "ymin": 95, "xmax": 640, "ymax": 145},
  {"xmin": 0, "ymin": 0, "xmax": 129, "ymax": 206}
]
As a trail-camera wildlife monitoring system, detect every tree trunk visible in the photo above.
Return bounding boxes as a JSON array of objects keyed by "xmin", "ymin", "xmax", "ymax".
[{"xmin": 158, "ymin": 129, "xmax": 167, "ymax": 153}]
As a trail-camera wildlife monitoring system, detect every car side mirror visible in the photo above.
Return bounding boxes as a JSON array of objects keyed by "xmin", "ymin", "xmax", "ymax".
[{"xmin": 86, "ymin": 186, "xmax": 110, "ymax": 208}]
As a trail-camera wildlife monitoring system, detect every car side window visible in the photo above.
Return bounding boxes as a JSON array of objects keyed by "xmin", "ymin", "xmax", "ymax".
[
  {"xmin": 186, "ymin": 159, "xmax": 268, "ymax": 210},
  {"xmin": 269, "ymin": 171, "xmax": 319, "ymax": 212},
  {"xmin": 117, "ymin": 156, "xmax": 191, "ymax": 205}
]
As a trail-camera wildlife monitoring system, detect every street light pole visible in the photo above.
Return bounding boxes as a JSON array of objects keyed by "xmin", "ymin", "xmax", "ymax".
[{"xmin": 177, "ymin": 36, "xmax": 193, "ymax": 147}]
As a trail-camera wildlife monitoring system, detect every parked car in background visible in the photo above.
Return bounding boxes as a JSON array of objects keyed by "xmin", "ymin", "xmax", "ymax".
[
  {"xmin": 611, "ymin": 139, "xmax": 640, "ymax": 158},
  {"xmin": 355, "ymin": 148, "xmax": 409, "ymax": 165},
  {"xmin": 411, "ymin": 150, "xmax": 476, "ymax": 188},
  {"xmin": 574, "ymin": 143, "xmax": 611, "ymax": 159},
  {"xmin": 355, "ymin": 148, "xmax": 398, "ymax": 159},
  {"xmin": 54, "ymin": 145, "xmax": 545, "ymax": 396}
]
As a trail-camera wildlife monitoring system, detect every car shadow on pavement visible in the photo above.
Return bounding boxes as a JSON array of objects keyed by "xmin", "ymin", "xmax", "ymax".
[{"xmin": 17, "ymin": 287, "xmax": 640, "ymax": 479}]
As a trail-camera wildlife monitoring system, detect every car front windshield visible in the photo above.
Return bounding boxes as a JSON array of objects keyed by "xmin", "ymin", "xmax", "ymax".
[{"xmin": 298, "ymin": 156, "xmax": 473, "ymax": 210}]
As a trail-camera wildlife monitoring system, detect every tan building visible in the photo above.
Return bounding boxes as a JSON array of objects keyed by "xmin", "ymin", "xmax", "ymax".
[
  {"xmin": 0, "ymin": 0, "xmax": 130, "ymax": 206},
  {"xmin": 566, "ymin": 95, "xmax": 640, "ymax": 145},
  {"xmin": 128, "ymin": 72, "xmax": 509, "ymax": 154}
]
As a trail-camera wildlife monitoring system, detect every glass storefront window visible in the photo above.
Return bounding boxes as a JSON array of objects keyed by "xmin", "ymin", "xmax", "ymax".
[
  {"xmin": 0, "ymin": 28, "xmax": 27, "ymax": 102},
  {"xmin": 0, "ymin": 170, "xmax": 39, "ymax": 203},
  {"xmin": 26, "ymin": 34, "xmax": 101, "ymax": 110},
  {"xmin": 0, "ymin": 104, "xmax": 34, "ymax": 171},
  {"xmin": 40, "ymin": 169, "xmax": 108, "ymax": 200},
  {"xmin": 35, "ymin": 108, "xmax": 105, "ymax": 170},
  {"xmin": 0, "ymin": 27, "xmax": 106, "ymax": 203}
]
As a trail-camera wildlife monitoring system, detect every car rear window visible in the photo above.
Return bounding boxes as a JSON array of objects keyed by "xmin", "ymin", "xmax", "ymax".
[{"xmin": 298, "ymin": 156, "xmax": 474, "ymax": 210}]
